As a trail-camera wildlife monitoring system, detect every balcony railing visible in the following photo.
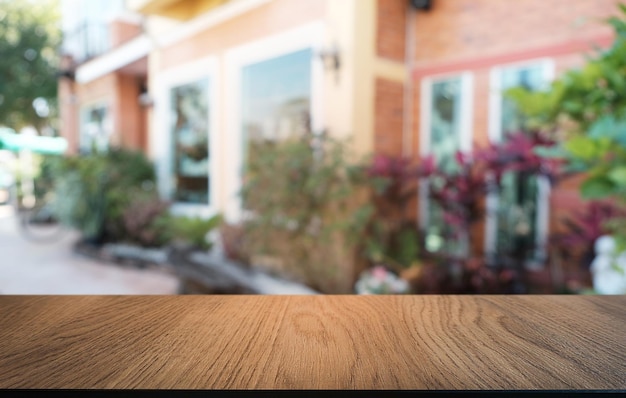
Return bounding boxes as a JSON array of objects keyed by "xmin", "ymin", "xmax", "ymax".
[{"xmin": 61, "ymin": 22, "xmax": 110, "ymax": 64}]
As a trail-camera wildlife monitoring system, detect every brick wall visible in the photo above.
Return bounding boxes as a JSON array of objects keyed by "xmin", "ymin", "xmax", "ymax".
[
  {"xmin": 72, "ymin": 72, "xmax": 146, "ymax": 152},
  {"xmin": 412, "ymin": 0, "xmax": 620, "ymax": 67},
  {"xmin": 109, "ymin": 19, "xmax": 142, "ymax": 49},
  {"xmin": 116, "ymin": 74, "xmax": 146, "ymax": 151},
  {"xmin": 409, "ymin": 0, "xmax": 623, "ymax": 247},
  {"xmin": 376, "ymin": 0, "xmax": 407, "ymax": 61},
  {"xmin": 374, "ymin": 78, "xmax": 404, "ymax": 156}
]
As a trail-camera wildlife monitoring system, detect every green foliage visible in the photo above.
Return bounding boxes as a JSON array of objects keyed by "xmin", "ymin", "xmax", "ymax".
[
  {"xmin": 120, "ymin": 196, "xmax": 172, "ymax": 247},
  {"xmin": 511, "ymin": 3, "xmax": 626, "ymax": 253},
  {"xmin": 0, "ymin": 0, "xmax": 61, "ymax": 133},
  {"xmin": 49, "ymin": 148, "xmax": 157, "ymax": 243},
  {"xmin": 506, "ymin": 5, "xmax": 626, "ymax": 134},
  {"xmin": 363, "ymin": 155, "xmax": 422, "ymax": 271},
  {"xmin": 240, "ymin": 133, "xmax": 373, "ymax": 293},
  {"xmin": 165, "ymin": 213, "xmax": 223, "ymax": 251},
  {"xmin": 536, "ymin": 114, "xmax": 626, "ymax": 200}
]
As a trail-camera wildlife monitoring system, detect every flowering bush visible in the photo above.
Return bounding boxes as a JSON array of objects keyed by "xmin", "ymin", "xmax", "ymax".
[{"xmin": 354, "ymin": 265, "xmax": 410, "ymax": 294}]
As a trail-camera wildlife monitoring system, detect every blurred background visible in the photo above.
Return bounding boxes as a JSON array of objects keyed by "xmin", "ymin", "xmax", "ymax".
[{"xmin": 1, "ymin": 0, "xmax": 625, "ymax": 295}]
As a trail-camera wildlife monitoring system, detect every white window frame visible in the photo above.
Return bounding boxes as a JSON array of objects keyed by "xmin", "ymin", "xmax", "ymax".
[
  {"xmin": 153, "ymin": 55, "xmax": 219, "ymax": 219},
  {"xmin": 418, "ymin": 72, "xmax": 474, "ymax": 231},
  {"xmin": 222, "ymin": 21, "xmax": 326, "ymax": 223},
  {"xmin": 485, "ymin": 58, "xmax": 555, "ymax": 265},
  {"xmin": 79, "ymin": 99, "xmax": 111, "ymax": 153}
]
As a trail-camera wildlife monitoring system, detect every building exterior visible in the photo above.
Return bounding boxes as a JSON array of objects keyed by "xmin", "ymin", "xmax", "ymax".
[
  {"xmin": 58, "ymin": 0, "xmax": 622, "ymax": 262},
  {"xmin": 58, "ymin": 0, "xmax": 147, "ymax": 155}
]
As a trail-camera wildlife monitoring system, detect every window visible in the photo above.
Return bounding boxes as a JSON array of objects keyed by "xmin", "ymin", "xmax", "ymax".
[
  {"xmin": 222, "ymin": 21, "xmax": 325, "ymax": 222},
  {"xmin": 153, "ymin": 56, "xmax": 218, "ymax": 216},
  {"xmin": 241, "ymin": 48, "xmax": 312, "ymax": 169},
  {"xmin": 420, "ymin": 74, "xmax": 473, "ymax": 254},
  {"xmin": 487, "ymin": 60, "xmax": 553, "ymax": 265},
  {"xmin": 80, "ymin": 103, "xmax": 110, "ymax": 153},
  {"xmin": 169, "ymin": 78, "xmax": 210, "ymax": 205},
  {"xmin": 499, "ymin": 63, "xmax": 550, "ymax": 136}
]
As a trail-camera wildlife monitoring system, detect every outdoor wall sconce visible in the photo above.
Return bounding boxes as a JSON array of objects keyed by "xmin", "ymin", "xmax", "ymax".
[
  {"xmin": 409, "ymin": 0, "xmax": 432, "ymax": 10},
  {"xmin": 318, "ymin": 43, "xmax": 341, "ymax": 84},
  {"xmin": 56, "ymin": 68, "xmax": 75, "ymax": 81}
]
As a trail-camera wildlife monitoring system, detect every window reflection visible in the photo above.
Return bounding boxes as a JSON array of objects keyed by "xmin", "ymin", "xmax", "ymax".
[
  {"xmin": 241, "ymin": 48, "xmax": 312, "ymax": 169},
  {"xmin": 170, "ymin": 78, "xmax": 210, "ymax": 204},
  {"xmin": 80, "ymin": 103, "xmax": 110, "ymax": 153},
  {"xmin": 496, "ymin": 63, "xmax": 549, "ymax": 263},
  {"xmin": 426, "ymin": 78, "xmax": 463, "ymax": 254}
]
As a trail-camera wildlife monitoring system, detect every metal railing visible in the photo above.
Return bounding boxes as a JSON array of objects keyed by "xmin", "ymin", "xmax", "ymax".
[{"xmin": 61, "ymin": 22, "xmax": 110, "ymax": 64}]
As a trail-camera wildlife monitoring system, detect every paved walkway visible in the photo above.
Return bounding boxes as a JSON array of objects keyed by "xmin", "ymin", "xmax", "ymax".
[{"xmin": 0, "ymin": 205, "xmax": 179, "ymax": 294}]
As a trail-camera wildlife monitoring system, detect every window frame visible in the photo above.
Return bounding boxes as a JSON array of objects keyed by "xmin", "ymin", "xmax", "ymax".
[
  {"xmin": 418, "ymin": 71, "xmax": 474, "ymax": 252},
  {"xmin": 222, "ymin": 21, "xmax": 326, "ymax": 223},
  {"xmin": 79, "ymin": 99, "xmax": 111, "ymax": 154},
  {"xmin": 485, "ymin": 58, "xmax": 555, "ymax": 266},
  {"xmin": 153, "ymin": 55, "xmax": 219, "ymax": 219}
]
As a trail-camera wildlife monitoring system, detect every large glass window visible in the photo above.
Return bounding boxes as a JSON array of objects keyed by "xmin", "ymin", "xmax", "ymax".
[
  {"xmin": 493, "ymin": 62, "xmax": 551, "ymax": 263},
  {"xmin": 170, "ymin": 78, "xmax": 210, "ymax": 204},
  {"xmin": 430, "ymin": 79, "xmax": 462, "ymax": 173},
  {"xmin": 500, "ymin": 63, "xmax": 548, "ymax": 137},
  {"xmin": 425, "ymin": 77, "xmax": 464, "ymax": 254},
  {"xmin": 241, "ymin": 48, "xmax": 312, "ymax": 168}
]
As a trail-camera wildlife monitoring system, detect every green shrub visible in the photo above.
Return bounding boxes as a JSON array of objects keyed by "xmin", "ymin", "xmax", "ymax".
[
  {"xmin": 509, "ymin": 4, "xmax": 626, "ymax": 252},
  {"xmin": 165, "ymin": 213, "xmax": 223, "ymax": 250},
  {"xmin": 506, "ymin": 4, "xmax": 626, "ymax": 134},
  {"xmin": 120, "ymin": 196, "xmax": 172, "ymax": 247},
  {"xmin": 240, "ymin": 133, "xmax": 373, "ymax": 293},
  {"xmin": 49, "ymin": 147, "xmax": 157, "ymax": 243}
]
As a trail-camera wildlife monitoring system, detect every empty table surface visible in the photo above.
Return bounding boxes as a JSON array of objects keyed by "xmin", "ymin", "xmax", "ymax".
[{"xmin": 0, "ymin": 295, "xmax": 624, "ymax": 390}]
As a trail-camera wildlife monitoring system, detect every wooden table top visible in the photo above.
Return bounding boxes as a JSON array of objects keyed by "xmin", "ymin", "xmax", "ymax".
[{"xmin": 0, "ymin": 295, "xmax": 624, "ymax": 390}]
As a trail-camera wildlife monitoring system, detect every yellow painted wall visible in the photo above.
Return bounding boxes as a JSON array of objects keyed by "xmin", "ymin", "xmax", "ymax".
[
  {"xmin": 143, "ymin": 0, "xmax": 410, "ymax": 215},
  {"xmin": 128, "ymin": 0, "xmax": 230, "ymax": 20}
]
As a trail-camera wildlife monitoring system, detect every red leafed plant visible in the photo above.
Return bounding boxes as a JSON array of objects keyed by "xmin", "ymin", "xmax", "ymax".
[
  {"xmin": 419, "ymin": 130, "xmax": 563, "ymax": 245},
  {"xmin": 413, "ymin": 130, "xmax": 565, "ymax": 293},
  {"xmin": 367, "ymin": 154, "xmax": 417, "ymax": 214},
  {"xmin": 364, "ymin": 154, "xmax": 422, "ymax": 270},
  {"xmin": 474, "ymin": 130, "xmax": 564, "ymax": 185},
  {"xmin": 414, "ymin": 256, "xmax": 519, "ymax": 294},
  {"xmin": 418, "ymin": 150, "xmax": 490, "ymax": 244},
  {"xmin": 551, "ymin": 200, "xmax": 626, "ymax": 267}
]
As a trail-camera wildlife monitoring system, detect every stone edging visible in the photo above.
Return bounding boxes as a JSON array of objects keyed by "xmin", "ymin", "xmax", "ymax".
[{"xmin": 72, "ymin": 240, "xmax": 319, "ymax": 295}]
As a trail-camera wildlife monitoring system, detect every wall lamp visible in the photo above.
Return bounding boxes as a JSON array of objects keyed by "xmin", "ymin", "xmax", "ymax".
[
  {"xmin": 409, "ymin": 0, "xmax": 432, "ymax": 10},
  {"xmin": 318, "ymin": 43, "xmax": 341, "ymax": 83}
]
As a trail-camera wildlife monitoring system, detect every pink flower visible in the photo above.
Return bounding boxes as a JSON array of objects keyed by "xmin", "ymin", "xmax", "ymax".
[{"xmin": 372, "ymin": 266, "xmax": 389, "ymax": 281}]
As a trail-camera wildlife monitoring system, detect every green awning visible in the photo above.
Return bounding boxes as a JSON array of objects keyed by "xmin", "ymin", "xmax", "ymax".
[{"xmin": 0, "ymin": 129, "xmax": 67, "ymax": 155}]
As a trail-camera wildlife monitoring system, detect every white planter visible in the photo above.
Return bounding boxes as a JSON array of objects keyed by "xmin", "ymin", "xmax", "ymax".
[{"xmin": 590, "ymin": 235, "xmax": 626, "ymax": 295}]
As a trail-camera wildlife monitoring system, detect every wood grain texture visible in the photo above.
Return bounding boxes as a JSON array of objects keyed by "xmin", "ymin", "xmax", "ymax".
[{"xmin": 0, "ymin": 295, "xmax": 624, "ymax": 390}]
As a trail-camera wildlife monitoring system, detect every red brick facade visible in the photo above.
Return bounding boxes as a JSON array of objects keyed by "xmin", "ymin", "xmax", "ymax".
[
  {"xmin": 411, "ymin": 0, "xmax": 619, "ymax": 68},
  {"xmin": 410, "ymin": 0, "xmax": 620, "ymax": 156},
  {"xmin": 376, "ymin": 0, "xmax": 408, "ymax": 61},
  {"xmin": 370, "ymin": 0, "xmax": 623, "ymax": 252},
  {"xmin": 374, "ymin": 78, "xmax": 404, "ymax": 156}
]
